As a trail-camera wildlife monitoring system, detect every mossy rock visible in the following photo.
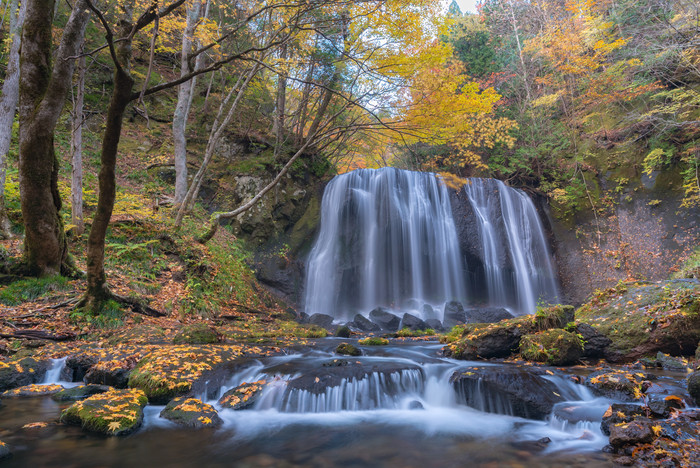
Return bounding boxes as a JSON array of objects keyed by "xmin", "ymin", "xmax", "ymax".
[
  {"xmin": 443, "ymin": 316, "xmax": 535, "ymax": 360},
  {"xmin": 128, "ymin": 345, "xmax": 246, "ymax": 404},
  {"xmin": 60, "ymin": 388, "xmax": 148, "ymax": 436},
  {"xmin": 0, "ymin": 357, "xmax": 50, "ymax": 392},
  {"xmin": 172, "ymin": 323, "xmax": 220, "ymax": 345},
  {"xmin": 52, "ymin": 385, "xmax": 111, "ymax": 402},
  {"xmin": 520, "ymin": 329, "xmax": 583, "ymax": 365},
  {"xmin": 219, "ymin": 380, "xmax": 267, "ymax": 410},
  {"xmin": 584, "ymin": 369, "xmax": 647, "ymax": 401},
  {"xmin": 1, "ymin": 384, "xmax": 64, "ymax": 398},
  {"xmin": 576, "ymin": 280, "xmax": 700, "ymax": 360},
  {"xmin": 358, "ymin": 337, "xmax": 389, "ymax": 346},
  {"xmin": 160, "ymin": 397, "xmax": 222, "ymax": 428},
  {"xmin": 335, "ymin": 343, "xmax": 361, "ymax": 356},
  {"xmin": 533, "ymin": 305, "xmax": 575, "ymax": 330},
  {"xmin": 334, "ymin": 326, "xmax": 351, "ymax": 338}
]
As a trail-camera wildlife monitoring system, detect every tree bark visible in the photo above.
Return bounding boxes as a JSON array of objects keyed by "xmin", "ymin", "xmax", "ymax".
[
  {"xmin": 273, "ymin": 42, "xmax": 288, "ymax": 145},
  {"xmin": 18, "ymin": 0, "xmax": 90, "ymax": 276},
  {"xmin": 0, "ymin": 0, "xmax": 25, "ymax": 239},
  {"xmin": 70, "ymin": 52, "xmax": 87, "ymax": 236}
]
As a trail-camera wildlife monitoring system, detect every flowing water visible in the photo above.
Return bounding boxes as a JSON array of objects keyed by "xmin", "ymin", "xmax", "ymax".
[{"xmin": 2, "ymin": 340, "xmax": 616, "ymax": 467}]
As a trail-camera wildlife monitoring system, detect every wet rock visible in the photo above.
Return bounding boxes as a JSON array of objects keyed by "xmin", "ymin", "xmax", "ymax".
[
  {"xmin": 60, "ymin": 388, "xmax": 148, "ymax": 436},
  {"xmin": 0, "ymin": 357, "xmax": 49, "ymax": 392},
  {"xmin": 585, "ymin": 369, "xmax": 646, "ymax": 401},
  {"xmin": 601, "ymin": 403, "xmax": 646, "ymax": 435},
  {"xmin": 533, "ymin": 305, "xmax": 575, "ymax": 330},
  {"xmin": 358, "ymin": 337, "xmax": 389, "ymax": 346},
  {"xmin": 85, "ymin": 357, "xmax": 137, "ymax": 389},
  {"xmin": 335, "ymin": 343, "xmax": 361, "ymax": 356},
  {"xmin": 465, "ymin": 307, "xmax": 513, "ymax": 324},
  {"xmin": 308, "ymin": 314, "xmax": 334, "ymax": 329},
  {"xmin": 335, "ymin": 325, "xmax": 351, "ymax": 338},
  {"xmin": 612, "ymin": 455, "xmax": 634, "ymax": 466},
  {"xmin": 688, "ymin": 371, "xmax": 700, "ymax": 405},
  {"xmin": 401, "ymin": 313, "xmax": 427, "ymax": 331},
  {"xmin": 1, "ymin": 384, "xmax": 63, "ymax": 397},
  {"xmin": 52, "ymin": 385, "xmax": 111, "ymax": 402},
  {"xmin": 287, "ymin": 362, "xmax": 421, "ymax": 395},
  {"xmin": 443, "ymin": 301, "xmax": 467, "ymax": 328},
  {"xmin": 519, "ymin": 329, "xmax": 583, "ymax": 365},
  {"xmin": 160, "ymin": 397, "xmax": 222, "ymax": 428},
  {"xmin": 369, "ymin": 308, "xmax": 400, "ymax": 331},
  {"xmin": 422, "ymin": 304, "xmax": 436, "ymax": 319},
  {"xmin": 408, "ymin": 400, "xmax": 424, "ymax": 410},
  {"xmin": 511, "ymin": 436, "xmax": 552, "ymax": 452},
  {"xmin": 353, "ymin": 314, "xmax": 380, "ymax": 332},
  {"xmin": 425, "ymin": 319, "xmax": 444, "ymax": 332},
  {"xmin": 609, "ymin": 420, "xmax": 654, "ymax": 447},
  {"xmin": 64, "ymin": 352, "xmax": 100, "ymax": 382},
  {"xmin": 172, "ymin": 323, "xmax": 220, "ymax": 345},
  {"xmin": 655, "ymin": 352, "xmax": 689, "ymax": 371},
  {"xmin": 450, "ymin": 366, "xmax": 565, "ymax": 420},
  {"xmin": 444, "ymin": 320, "xmax": 525, "ymax": 360},
  {"xmin": 575, "ymin": 323, "xmax": 612, "ymax": 358},
  {"xmin": 0, "ymin": 440, "xmax": 10, "ymax": 459},
  {"xmin": 647, "ymin": 394, "xmax": 685, "ymax": 417},
  {"xmin": 219, "ymin": 380, "xmax": 268, "ymax": 410}
]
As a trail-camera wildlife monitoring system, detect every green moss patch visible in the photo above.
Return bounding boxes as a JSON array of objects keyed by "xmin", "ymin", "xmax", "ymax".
[
  {"xmin": 160, "ymin": 397, "xmax": 222, "ymax": 428},
  {"xmin": 172, "ymin": 323, "xmax": 220, "ymax": 345},
  {"xmin": 60, "ymin": 388, "xmax": 148, "ymax": 436},
  {"xmin": 520, "ymin": 329, "xmax": 583, "ymax": 365},
  {"xmin": 358, "ymin": 337, "xmax": 389, "ymax": 346}
]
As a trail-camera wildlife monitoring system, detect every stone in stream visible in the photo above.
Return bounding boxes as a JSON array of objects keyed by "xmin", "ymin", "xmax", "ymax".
[
  {"xmin": 450, "ymin": 366, "xmax": 565, "ymax": 420},
  {"xmin": 352, "ymin": 314, "xmax": 380, "ymax": 332},
  {"xmin": 52, "ymin": 384, "xmax": 112, "ymax": 402},
  {"xmin": 401, "ymin": 313, "xmax": 427, "ymax": 331},
  {"xmin": 308, "ymin": 313, "xmax": 335, "ymax": 329},
  {"xmin": 1, "ymin": 384, "xmax": 64, "ymax": 397},
  {"xmin": 654, "ymin": 352, "xmax": 689, "ymax": 371},
  {"xmin": 219, "ymin": 381, "xmax": 268, "ymax": 410},
  {"xmin": 424, "ymin": 319, "xmax": 444, "ymax": 332},
  {"xmin": 84, "ymin": 359, "xmax": 136, "ymax": 389},
  {"xmin": 575, "ymin": 323, "xmax": 612, "ymax": 358},
  {"xmin": 443, "ymin": 301, "xmax": 467, "ymax": 328},
  {"xmin": 60, "ymin": 388, "xmax": 148, "ymax": 436},
  {"xmin": 608, "ymin": 420, "xmax": 655, "ymax": 448},
  {"xmin": 600, "ymin": 403, "xmax": 647, "ymax": 435},
  {"xmin": 688, "ymin": 371, "xmax": 700, "ymax": 405},
  {"xmin": 464, "ymin": 307, "xmax": 513, "ymax": 324},
  {"xmin": 519, "ymin": 329, "xmax": 583, "ymax": 365},
  {"xmin": 335, "ymin": 343, "xmax": 362, "ymax": 356},
  {"xmin": 584, "ymin": 369, "xmax": 646, "ymax": 401},
  {"xmin": 0, "ymin": 357, "xmax": 50, "ymax": 392},
  {"xmin": 369, "ymin": 308, "xmax": 400, "ymax": 331},
  {"xmin": 0, "ymin": 440, "xmax": 10, "ymax": 460},
  {"xmin": 160, "ymin": 397, "xmax": 222, "ymax": 428},
  {"xmin": 335, "ymin": 325, "xmax": 352, "ymax": 338}
]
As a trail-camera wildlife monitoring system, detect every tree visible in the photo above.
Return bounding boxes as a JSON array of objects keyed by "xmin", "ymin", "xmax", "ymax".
[
  {"xmin": 18, "ymin": 0, "xmax": 90, "ymax": 276},
  {"xmin": 0, "ymin": 0, "xmax": 26, "ymax": 239},
  {"xmin": 70, "ymin": 51, "xmax": 88, "ymax": 237}
]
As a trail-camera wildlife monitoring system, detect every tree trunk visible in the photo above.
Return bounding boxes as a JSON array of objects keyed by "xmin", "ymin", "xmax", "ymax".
[
  {"xmin": 70, "ymin": 53, "xmax": 87, "ymax": 236},
  {"xmin": 18, "ymin": 0, "xmax": 89, "ymax": 276},
  {"xmin": 173, "ymin": 1, "xmax": 203, "ymax": 206},
  {"xmin": 0, "ymin": 0, "xmax": 25, "ymax": 239},
  {"xmin": 273, "ymin": 43, "xmax": 288, "ymax": 145}
]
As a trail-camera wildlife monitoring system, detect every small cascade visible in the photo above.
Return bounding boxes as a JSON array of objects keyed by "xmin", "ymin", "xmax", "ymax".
[
  {"xmin": 305, "ymin": 168, "xmax": 467, "ymax": 321},
  {"xmin": 41, "ymin": 357, "xmax": 68, "ymax": 384},
  {"xmin": 462, "ymin": 178, "xmax": 559, "ymax": 314}
]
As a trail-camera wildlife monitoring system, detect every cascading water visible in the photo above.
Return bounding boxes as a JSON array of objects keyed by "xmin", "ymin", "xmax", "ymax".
[
  {"xmin": 304, "ymin": 168, "xmax": 467, "ymax": 321},
  {"xmin": 462, "ymin": 178, "xmax": 559, "ymax": 314},
  {"xmin": 305, "ymin": 168, "xmax": 559, "ymax": 320}
]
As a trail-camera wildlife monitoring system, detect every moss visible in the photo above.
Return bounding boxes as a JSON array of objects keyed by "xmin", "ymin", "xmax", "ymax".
[
  {"xmin": 335, "ymin": 343, "xmax": 361, "ymax": 356},
  {"xmin": 533, "ymin": 305, "xmax": 575, "ymax": 331},
  {"xmin": 335, "ymin": 325, "xmax": 351, "ymax": 338},
  {"xmin": 395, "ymin": 327, "xmax": 436, "ymax": 337},
  {"xmin": 159, "ymin": 397, "xmax": 222, "ymax": 428},
  {"xmin": 1, "ymin": 384, "xmax": 64, "ymax": 397},
  {"xmin": 520, "ymin": 329, "xmax": 584, "ymax": 365},
  {"xmin": 358, "ymin": 337, "xmax": 389, "ymax": 346},
  {"xmin": 60, "ymin": 388, "xmax": 148, "ymax": 436},
  {"xmin": 0, "ymin": 275, "xmax": 70, "ymax": 305},
  {"xmin": 172, "ymin": 323, "xmax": 220, "ymax": 345},
  {"xmin": 218, "ymin": 380, "xmax": 267, "ymax": 410}
]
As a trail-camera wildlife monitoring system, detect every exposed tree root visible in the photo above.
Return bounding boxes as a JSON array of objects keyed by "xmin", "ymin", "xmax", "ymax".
[
  {"xmin": 75, "ymin": 286, "xmax": 166, "ymax": 317},
  {"xmin": 0, "ymin": 329, "xmax": 76, "ymax": 341}
]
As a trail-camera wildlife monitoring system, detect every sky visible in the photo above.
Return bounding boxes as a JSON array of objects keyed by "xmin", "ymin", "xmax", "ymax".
[{"xmin": 450, "ymin": 0, "xmax": 479, "ymax": 14}]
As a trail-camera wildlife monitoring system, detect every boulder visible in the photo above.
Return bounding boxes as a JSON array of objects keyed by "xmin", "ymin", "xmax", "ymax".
[
  {"xmin": 443, "ymin": 319, "xmax": 529, "ymax": 360},
  {"xmin": 64, "ymin": 352, "xmax": 100, "ymax": 382},
  {"xmin": 401, "ymin": 313, "xmax": 427, "ymax": 331},
  {"xmin": 647, "ymin": 394, "xmax": 685, "ymax": 417},
  {"xmin": 519, "ymin": 329, "xmax": 583, "ymax": 365},
  {"xmin": 160, "ymin": 397, "xmax": 222, "ymax": 428},
  {"xmin": 601, "ymin": 403, "xmax": 646, "ymax": 435},
  {"xmin": 422, "ymin": 304, "xmax": 436, "ymax": 319},
  {"xmin": 1, "ymin": 384, "xmax": 63, "ymax": 397},
  {"xmin": 172, "ymin": 323, "xmax": 220, "ymax": 345},
  {"xmin": 52, "ymin": 385, "xmax": 111, "ymax": 402},
  {"xmin": 335, "ymin": 343, "xmax": 361, "ymax": 356},
  {"xmin": 334, "ymin": 325, "xmax": 351, "ymax": 338},
  {"xmin": 465, "ymin": 307, "xmax": 513, "ymax": 324},
  {"xmin": 85, "ymin": 358, "xmax": 136, "ymax": 389},
  {"xmin": 425, "ymin": 319, "xmax": 444, "ymax": 332},
  {"xmin": 219, "ymin": 380, "xmax": 268, "ymax": 410},
  {"xmin": 688, "ymin": 371, "xmax": 700, "ymax": 405},
  {"xmin": 60, "ymin": 388, "xmax": 148, "ymax": 436},
  {"xmin": 308, "ymin": 314, "xmax": 334, "ymax": 329},
  {"xmin": 443, "ymin": 301, "xmax": 467, "ymax": 327},
  {"xmin": 369, "ymin": 308, "xmax": 400, "ymax": 331},
  {"xmin": 451, "ymin": 366, "xmax": 564, "ymax": 420},
  {"xmin": 533, "ymin": 305, "xmax": 575, "ymax": 330},
  {"xmin": 655, "ymin": 352, "xmax": 689, "ymax": 371},
  {"xmin": 575, "ymin": 323, "xmax": 612, "ymax": 358},
  {"xmin": 353, "ymin": 314, "xmax": 380, "ymax": 332},
  {"xmin": 585, "ymin": 369, "xmax": 646, "ymax": 401},
  {"xmin": 0, "ymin": 357, "xmax": 49, "ymax": 392},
  {"xmin": 609, "ymin": 420, "xmax": 654, "ymax": 448}
]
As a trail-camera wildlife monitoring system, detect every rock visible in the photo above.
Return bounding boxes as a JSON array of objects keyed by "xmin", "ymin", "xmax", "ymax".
[
  {"xmin": 1, "ymin": 384, "xmax": 63, "ymax": 397},
  {"xmin": 335, "ymin": 325, "xmax": 351, "ymax": 338},
  {"xmin": 404, "ymin": 299, "xmax": 421, "ymax": 311},
  {"xmin": 353, "ymin": 314, "xmax": 380, "ymax": 332},
  {"xmin": 688, "ymin": 371, "xmax": 700, "ymax": 405},
  {"xmin": 160, "ymin": 397, "xmax": 222, "ymax": 428},
  {"xmin": 451, "ymin": 366, "xmax": 565, "ymax": 420},
  {"xmin": 425, "ymin": 319, "xmax": 444, "ymax": 332},
  {"xmin": 401, "ymin": 313, "xmax": 427, "ymax": 331},
  {"xmin": 609, "ymin": 420, "xmax": 654, "ymax": 447},
  {"xmin": 308, "ymin": 314, "xmax": 334, "ymax": 329},
  {"xmin": 465, "ymin": 307, "xmax": 513, "ymax": 324},
  {"xmin": 335, "ymin": 343, "xmax": 361, "ymax": 356},
  {"xmin": 575, "ymin": 323, "xmax": 612, "ymax": 358},
  {"xmin": 85, "ymin": 358, "xmax": 136, "ymax": 389},
  {"xmin": 585, "ymin": 369, "xmax": 646, "ymax": 401},
  {"xmin": 655, "ymin": 352, "xmax": 689, "ymax": 371},
  {"xmin": 0, "ymin": 357, "xmax": 50, "ymax": 392},
  {"xmin": 52, "ymin": 385, "xmax": 111, "ymax": 402},
  {"xmin": 172, "ymin": 323, "xmax": 220, "ymax": 345},
  {"xmin": 408, "ymin": 400, "xmax": 424, "ymax": 410},
  {"xmin": 601, "ymin": 403, "xmax": 646, "ymax": 435},
  {"xmin": 519, "ymin": 329, "xmax": 583, "ymax": 365},
  {"xmin": 60, "ymin": 388, "xmax": 148, "ymax": 436},
  {"xmin": 219, "ymin": 380, "xmax": 268, "ymax": 410},
  {"xmin": 647, "ymin": 394, "xmax": 685, "ymax": 417},
  {"xmin": 358, "ymin": 337, "xmax": 389, "ymax": 346},
  {"xmin": 0, "ymin": 440, "xmax": 10, "ymax": 459},
  {"xmin": 422, "ymin": 304, "xmax": 436, "ymax": 319},
  {"xmin": 443, "ymin": 318, "xmax": 530, "ymax": 360},
  {"xmin": 576, "ymin": 279, "xmax": 700, "ymax": 361},
  {"xmin": 443, "ymin": 301, "xmax": 467, "ymax": 327},
  {"xmin": 533, "ymin": 305, "xmax": 575, "ymax": 330},
  {"xmin": 64, "ymin": 352, "xmax": 100, "ymax": 382},
  {"xmin": 369, "ymin": 308, "xmax": 400, "ymax": 331}
]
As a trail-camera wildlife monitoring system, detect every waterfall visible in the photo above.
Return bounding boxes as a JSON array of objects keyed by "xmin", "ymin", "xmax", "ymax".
[
  {"xmin": 304, "ymin": 168, "xmax": 559, "ymax": 321},
  {"xmin": 462, "ymin": 179, "xmax": 559, "ymax": 314},
  {"xmin": 304, "ymin": 168, "xmax": 467, "ymax": 321}
]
